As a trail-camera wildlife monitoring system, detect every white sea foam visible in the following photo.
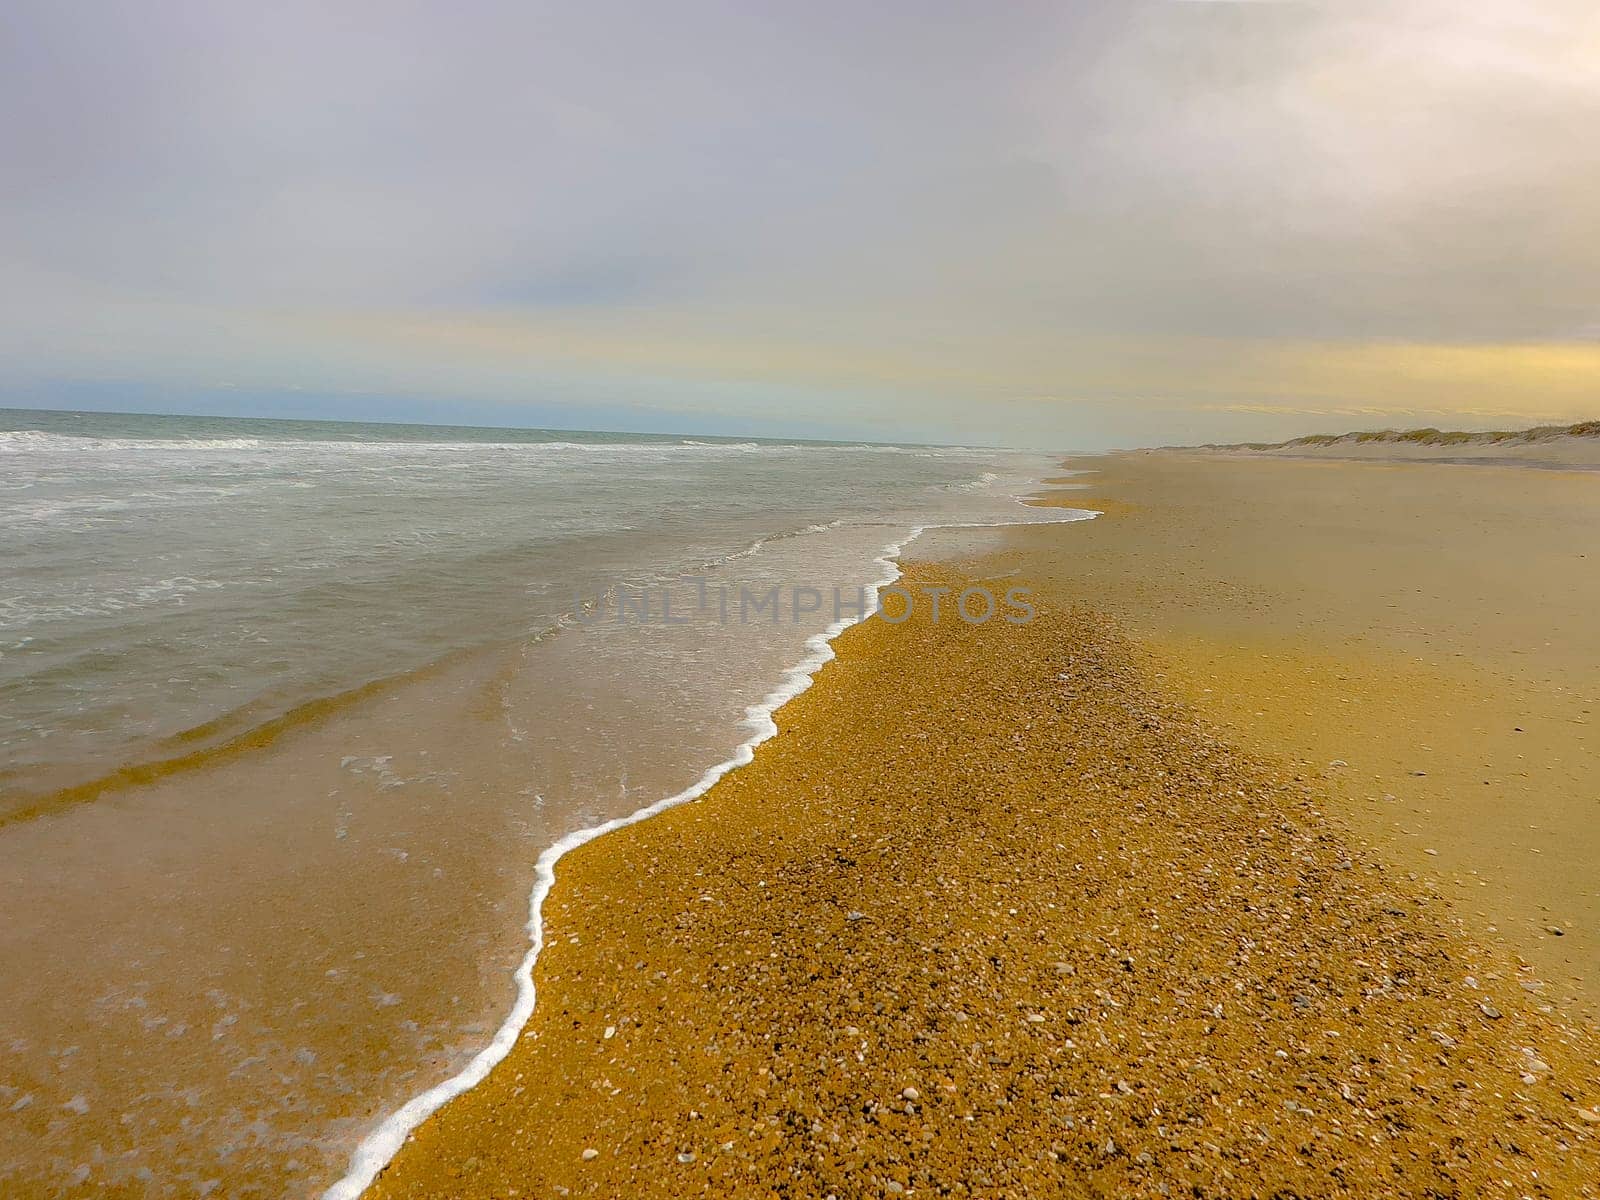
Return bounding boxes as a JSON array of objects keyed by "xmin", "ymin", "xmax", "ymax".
[
  {"xmin": 321, "ymin": 494, "xmax": 1097, "ymax": 1200},
  {"xmin": 943, "ymin": 470, "xmax": 1003, "ymax": 493},
  {"xmin": 711, "ymin": 518, "xmax": 848, "ymax": 566},
  {"xmin": 0, "ymin": 429, "xmax": 796, "ymax": 459},
  {"xmin": 0, "ymin": 576, "xmax": 230, "ymax": 627},
  {"xmin": 0, "ymin": 430, "xmax": 267, "ymax": 453},
  {"xmin": 0, "ymin": 427, "xmax": 1034, "ymax": 462}
]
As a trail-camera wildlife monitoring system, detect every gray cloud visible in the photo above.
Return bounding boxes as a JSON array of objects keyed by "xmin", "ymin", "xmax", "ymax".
[{"xmin": 2, "ymin": 0, "xmax": 1597, "ymax": 444}]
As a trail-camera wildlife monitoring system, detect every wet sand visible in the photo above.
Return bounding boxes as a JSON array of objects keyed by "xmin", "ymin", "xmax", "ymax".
[
  {"xmin": 363, "ymin": 547, "xmax": 1600, "ymax": 1196},
  {"xmin": 0, "ymin": 459, "xmax": 1073, "ymax": 1199},
  {"xmin": 1033, "ymin": 453, "xmax": 1600, "ymax": 1020},
  {"xmin": 0, "ymin": 577, "xmax": 845, "ymax": 1198}
]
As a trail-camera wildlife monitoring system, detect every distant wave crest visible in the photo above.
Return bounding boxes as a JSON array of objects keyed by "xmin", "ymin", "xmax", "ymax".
[
  {"xmin": 0, "ymin": 430, "xmax": 264, "ymax": 453},
  {"xmin": 0, "ymin": 429, "xmax": 818, "ymax": 457}
]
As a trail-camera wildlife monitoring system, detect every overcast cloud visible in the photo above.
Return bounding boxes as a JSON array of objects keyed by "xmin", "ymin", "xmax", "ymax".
[{"xmin": 3, "ymin": 0, "xmax": 1597, "ymax": 445}]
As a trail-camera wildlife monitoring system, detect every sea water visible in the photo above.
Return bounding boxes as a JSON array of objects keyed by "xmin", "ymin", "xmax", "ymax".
[{"xmin": 0, "ymin": 408, "xmax": 1084, "ymax": 1197}]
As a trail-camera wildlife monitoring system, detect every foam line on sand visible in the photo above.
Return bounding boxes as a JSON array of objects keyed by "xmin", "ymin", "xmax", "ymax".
[{"xmin": 321, "ymin": 503, "xmax": 1095, "ymax": 1200}]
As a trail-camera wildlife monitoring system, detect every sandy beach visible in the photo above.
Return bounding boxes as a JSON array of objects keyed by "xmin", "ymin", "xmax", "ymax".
[
  {"xmin": 15, "ymin": 5, "xmax": 1600, "ymax": 1195},
  {"xmin": 357, "ymin": 455, "xmax": 1600, "ymax": 1197},
  {"xmin": 0, "ymin": 423, "xmax": 1056, "ymax": 1198},
  {"xmin": 1037, "ymin": 453, "xmax": 1600, "ymax": 1020}
]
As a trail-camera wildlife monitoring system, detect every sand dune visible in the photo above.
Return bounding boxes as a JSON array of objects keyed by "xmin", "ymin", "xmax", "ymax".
[{"xmin": 1188, "ymin": 420, "xmax": 1600, "ymax": 468}]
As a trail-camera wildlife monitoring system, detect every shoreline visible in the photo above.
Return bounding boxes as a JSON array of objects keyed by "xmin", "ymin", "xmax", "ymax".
[
  {"xmin": 355, "ymin": 479, "xmax": 1600, "ymax": 1196},
  {"xmin": 325, "ymin": 498, "xmax": 1098, "ymax": 1199},
  {"xmin": 0, "ymin": 442, "xmax": 1080, "ymax": 1200},
  {"xmin": 1, "ymin": 514, "xmax": 891, "ymax": 825}
]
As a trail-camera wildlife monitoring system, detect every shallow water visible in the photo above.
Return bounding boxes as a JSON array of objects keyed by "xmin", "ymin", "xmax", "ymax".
[{"xmin": 0, "ymin": 409, "xmax": 1081, "ymax": 1196}]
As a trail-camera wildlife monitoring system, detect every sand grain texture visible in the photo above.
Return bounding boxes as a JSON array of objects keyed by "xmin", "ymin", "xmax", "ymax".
[
  {"xmin": 1029, "ymin": 452, "xmax": 1600, "ymax": 1016},
  {"xmin": 369, "ymin": 563, "xmax": 1600, "ymax": 1199}
]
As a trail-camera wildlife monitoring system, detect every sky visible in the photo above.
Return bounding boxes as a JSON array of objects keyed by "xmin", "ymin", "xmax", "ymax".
[{"xmin": 2, "ymin": 0, "xmax": 1597, "ymax": 448}]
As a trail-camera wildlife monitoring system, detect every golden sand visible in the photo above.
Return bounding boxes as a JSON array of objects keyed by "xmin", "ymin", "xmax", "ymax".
[
  {"xmin": 1024, "ymin": 452, "xmax": 1600, "ymax": 1019},
  {"xmin": 367, "ymin": 557, "xmax": 1600, "ymax": 1198}
]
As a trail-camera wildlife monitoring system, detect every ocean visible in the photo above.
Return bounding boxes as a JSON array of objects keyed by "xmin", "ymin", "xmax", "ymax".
[{"xmin": 0, "ymin": 408, "xmax": 1086, "ymax": 1197}]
